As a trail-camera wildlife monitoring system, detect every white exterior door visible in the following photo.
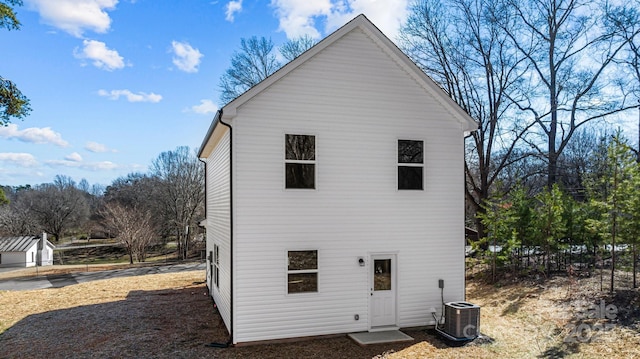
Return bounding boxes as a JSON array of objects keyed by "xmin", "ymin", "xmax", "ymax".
[{"xmin": 370, "ymin": 254, "xmax": 397, "ymax": 329}]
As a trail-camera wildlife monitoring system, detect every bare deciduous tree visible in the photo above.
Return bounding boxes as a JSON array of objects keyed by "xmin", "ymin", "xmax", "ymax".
[
  {"xmin": 0, "ymin": 202, "xmax": 37, "ymax": 235},
  {"xmin": 150, "ymin": 146, "xmax": 204, "ymax": 260},
  {"xmin": 279, "ymin": 35, "xmax": 317, "ymax": 62},
  {"xmin": 23, "ymin": 175, "xmax": 89, "ymax": 241},
  {"xmin": 100, "ymin": 202, "xmax": 155, "ymax": 264},
  {"xmin": 219, "ymin": 36, "xmax": 280, "ymax": 105},
  {"xmin": 219, "ymin": 35, "xmax": 319, "ymax": 105},
  {"xmin": 400, "ymin": 0, "xmax": 532, "ymax": 238},
  {"xmin": 500, "ymin": 0, "xmax": 640, "ymax": 187}
]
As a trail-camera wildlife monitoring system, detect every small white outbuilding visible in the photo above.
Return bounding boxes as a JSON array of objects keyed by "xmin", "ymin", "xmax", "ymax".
[
  {"xmin": 0, "ymin": 234, "xmax": 55, "ymax": 268},
  {"xmin": 198, "ymin": 14, "xmax": 477, "ymax": 344}
]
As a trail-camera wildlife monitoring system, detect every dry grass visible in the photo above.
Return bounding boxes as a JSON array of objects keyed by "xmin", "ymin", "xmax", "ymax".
[{"xmin": 1, "ymin": 269, "xmax": 639, "ymax": 358}]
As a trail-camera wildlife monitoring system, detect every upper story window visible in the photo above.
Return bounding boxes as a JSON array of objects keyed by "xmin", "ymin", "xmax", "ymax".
[
  {"xmin": 285, "ymin": 134, "xmax": 316, "ymax": 189},
  {"xmin": 398, "ymin": 139, "xmax": 424, "ymax": 190}
]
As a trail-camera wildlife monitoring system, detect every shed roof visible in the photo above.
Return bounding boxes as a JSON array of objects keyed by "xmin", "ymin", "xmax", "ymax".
[{"xmin": 0, "ymin": 236, "xmax": 54, "ymax": 252}]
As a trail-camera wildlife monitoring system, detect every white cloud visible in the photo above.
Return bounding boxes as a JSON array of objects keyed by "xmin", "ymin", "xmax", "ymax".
[
  {"xmin": 26, "ymin": 0, "xmax": 118, "ymax": 37},
  {"xmin": 85, "ymin": 161, "xmax": 118, "ymax": 170},
  {"xmin": 190, "ymin": 99, "xmax": 218, "ymax": 114},
  {"xmin": 46, "ymin": 159, "xmax": 119, "ymax": 171},
  {"xmin": 65, "ymin": 152, "xmax": 83, "ymax": 162},
  {"xmin": 75, "ymin": 39, "xmax": 126, "ymax": 71},
  {"xmin": 225, "ymin": 0, "xmax": 243, "ymax": 22},
  {"xmin": 0, "ymin": 124, "xmax": 69, "ymax": 147},
  {"xmin": 270, "ymin": 0, "xmax": 409, "ymax": 40},
  {"xmin": 170, "ymin": 41, "xmax": 203, "ymax": 73},
  {"xmin": 85, "ymin": 141, "xmax": 116, "ymax": 153},
  {"xmin": 0, "ymin": 153, "xmax": 38, "ymax": 167},
  {"xmin": 270, "ymin": 0, "xmax": 331, "ymax": 39},
  {"xmin": 98, "ymin": 89, "xmax": 163, "ymax": 103}
]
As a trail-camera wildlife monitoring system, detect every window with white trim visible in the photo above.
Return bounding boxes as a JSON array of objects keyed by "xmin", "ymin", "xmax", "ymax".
[
  {"xmin": 287, "ymin": 250, "xmax": 318, "ymax": 293},
  {"xmin": 398, "ymin": 139, "xmax": 424, "ymax": 190},
  {"xmin": 285, "ymin": 134, "xmax": 316, "ymax": 189}
]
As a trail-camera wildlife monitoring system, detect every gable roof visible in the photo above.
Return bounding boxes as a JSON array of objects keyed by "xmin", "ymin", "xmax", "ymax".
[
  {"xmin": 224, "ymin": 14, "xmax": 476, "ymax": 127},
  {"xmin": 200, "ymin": 14, "xmax": 477, "ymax": 158},
  {"xmin": 0, "ymin": 236, "xmax": 39, "ymax": 252}
]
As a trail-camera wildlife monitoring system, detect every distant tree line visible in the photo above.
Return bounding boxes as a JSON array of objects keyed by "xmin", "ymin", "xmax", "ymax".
[
  {"xmin": 0, "ymin": 146, "xmax": 204, "ymax": 264},
  {"xmin": 477, "ymin": 133, "xmax": 640, "ymax": 292}
]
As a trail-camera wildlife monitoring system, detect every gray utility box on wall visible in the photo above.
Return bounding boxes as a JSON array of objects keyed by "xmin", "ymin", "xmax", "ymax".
[{"xmin": 444, "ymin": 301, "xmax": 480, "ymax": 339}]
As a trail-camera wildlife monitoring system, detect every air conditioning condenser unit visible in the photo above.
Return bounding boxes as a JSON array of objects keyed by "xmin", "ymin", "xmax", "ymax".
[{"xmin": 444, "ymin": 301, "xmax": 480, "ymax": 339}]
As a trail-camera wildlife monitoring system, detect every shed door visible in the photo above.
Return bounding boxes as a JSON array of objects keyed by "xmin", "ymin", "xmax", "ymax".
[{"xmin": 370, "ymin": 254, "xmax": 397, "ymax": 328}]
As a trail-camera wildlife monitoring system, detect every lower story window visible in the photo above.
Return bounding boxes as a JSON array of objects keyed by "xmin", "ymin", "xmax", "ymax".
[
  {"xmin": 287, "ymin": 250, "xmax": 318, "ymax": 293},
  {"xmin": 214, "ymin": 245, "xmax": 220, "ymax": 288}
]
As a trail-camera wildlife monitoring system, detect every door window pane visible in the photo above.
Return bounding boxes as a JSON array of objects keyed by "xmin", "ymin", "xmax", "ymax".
[{"xmin": 374, "ymin": 259, "xmax": 392, "ymax": 291}]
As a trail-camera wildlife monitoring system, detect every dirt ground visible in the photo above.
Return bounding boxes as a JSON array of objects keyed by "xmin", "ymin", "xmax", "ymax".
[{"xmin": 1, "ymin": 269, "xmax": 639, "ymax": 358}]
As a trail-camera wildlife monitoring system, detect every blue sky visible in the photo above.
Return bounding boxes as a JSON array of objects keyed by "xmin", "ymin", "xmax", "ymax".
[{"xmin": 0, "ymin": 0, "xmax": 410, "ymax": 187}]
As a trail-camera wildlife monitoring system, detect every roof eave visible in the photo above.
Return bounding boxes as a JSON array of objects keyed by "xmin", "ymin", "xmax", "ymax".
[{"xmin": 198, "ymin": 110, "xmax": 223, "ymax": 159}]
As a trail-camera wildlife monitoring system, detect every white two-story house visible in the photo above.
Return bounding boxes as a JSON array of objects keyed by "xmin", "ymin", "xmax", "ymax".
[{"xmin": 198, "ymin": 14, "xmax": 477, "ymax": 345}]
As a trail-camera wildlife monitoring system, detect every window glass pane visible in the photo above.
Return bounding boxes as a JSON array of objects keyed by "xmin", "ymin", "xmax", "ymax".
[
  {"xmin": 374, "ymin": 259, "xmax": 392, "ymax": 291},
  {"xmin": 286, "ymin": 163, "xmax": 315, "ymax": 189},
  {"xmin": 398, "ymin": 140, "xmax": 423, "ymax": 163},
  {"xmin": 286, "ymin": 134, "xmax": 315, "ymax": 160},
  {"xmin": 398, "ymin": 166, "xmax": 423, "ymax": 190},
  {"xmin": 288, "ymin": 273, "xmax": 318, "ymax": 293},
  {"xmin": 288, "ymin": 250, "xmax": 318, "ymax": 270}
]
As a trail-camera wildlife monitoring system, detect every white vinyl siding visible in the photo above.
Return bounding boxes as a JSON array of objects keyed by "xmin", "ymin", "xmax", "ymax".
[
  {"xmin": 229, "ymin": 28, "xmax": 466, "ymax": 343},
  {"xmin": 205, "ymin": 127, "xmax": 232, "ymax": 331}
]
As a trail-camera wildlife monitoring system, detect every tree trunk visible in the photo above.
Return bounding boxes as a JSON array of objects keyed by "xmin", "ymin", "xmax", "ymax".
[
  {"xmin": 492, "ymin": 234, "xmax": 497, "ymax": 283},
  {"xmin": 611, "ymin": 215, "xmax": 616, "ymax": 293},
  {"xmin": 633, "ymin": 243, "xmax": 637, "ymax": 288}
]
